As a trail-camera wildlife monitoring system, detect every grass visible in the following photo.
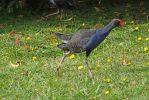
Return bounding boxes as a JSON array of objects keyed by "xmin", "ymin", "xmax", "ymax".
[{"xmin": 0, "ymin": 5, "xmax": 149, "ymax": 100}]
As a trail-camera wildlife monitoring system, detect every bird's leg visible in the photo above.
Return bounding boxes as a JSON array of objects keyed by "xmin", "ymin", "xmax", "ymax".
[
  {"xmin": 60, "ymin": 9, "xmax": 63, "ymax": 16},
  {"xmin": 55, "ymin": 9, "xmax": 64, "ymax": 20},
  {"xmin": 85, "ymin": 58, "xmax": 93, "ymax": 79},
  {"xmin": 44, "ymin": 9, "xmax": 60, "ymax": 19},
  {"xmin": 58, "ymin": 9, "xmax": 64, "ymax": 20},
  {"xmin": 56, "ymin": 51, "xmax": 70, "ymax": 75}
]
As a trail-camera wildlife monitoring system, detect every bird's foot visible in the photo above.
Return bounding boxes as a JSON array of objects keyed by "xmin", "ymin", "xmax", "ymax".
[
  {"xmin": 41, "ymin": 16, "xmax": 49, "ymax": 21},
  {"xmin": 56, "ymin": 15, "xmax": 64, "ymax": 20},
  {"xmin": 55, "ymin": 67, "xmax": 60, "ymax": 76}
]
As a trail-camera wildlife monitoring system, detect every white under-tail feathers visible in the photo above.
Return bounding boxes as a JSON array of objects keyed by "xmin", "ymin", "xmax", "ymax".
[
  {"xmin": 49, "ymin": 0, "xmax": 56, "ymax": 5},
  {"xmin": 55, "ymin": 33, "xmax": 72, "ymax": 43}
]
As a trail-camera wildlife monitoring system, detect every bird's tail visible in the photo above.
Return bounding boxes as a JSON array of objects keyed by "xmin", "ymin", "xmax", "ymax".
[
  {"xmin": 64, "ymin": 1, "xmax": 76, "ymax": 10},
  {"xmin": 55, "ymin": 33, "xmax": 72, "ymax": 43},
  {"xmin": 68, "ymin": 4, "xmax": 76, "ymax": 10}
]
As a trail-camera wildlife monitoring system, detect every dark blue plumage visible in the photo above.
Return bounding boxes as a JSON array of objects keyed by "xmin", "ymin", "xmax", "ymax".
[
  {"xmin": 85, "ymin": 30, "xmax": 104, "ymax": 57},
  {"xmin": 85, "ymin": 20, "xmax": 121, "ymax": 57},
  {"xmin": 55, "ymin": 19, "xmax": 125, "ymax": 78}
]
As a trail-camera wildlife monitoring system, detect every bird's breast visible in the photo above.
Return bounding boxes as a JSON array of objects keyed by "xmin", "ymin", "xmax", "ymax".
[{"xmin": 85, "ymin": 34, "xmax": 107, "ymax": 51}]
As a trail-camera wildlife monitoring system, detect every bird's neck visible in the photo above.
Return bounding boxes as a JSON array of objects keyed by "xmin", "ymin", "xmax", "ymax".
[{"xmin": 102, "ymin": 22, "xmax": 115, "ymax": 35}]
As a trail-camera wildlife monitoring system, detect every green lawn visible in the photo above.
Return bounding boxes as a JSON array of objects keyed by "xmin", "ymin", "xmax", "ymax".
[{"xmin": 0, "ymin": 6, "xmax": 149, "ymax": 99}]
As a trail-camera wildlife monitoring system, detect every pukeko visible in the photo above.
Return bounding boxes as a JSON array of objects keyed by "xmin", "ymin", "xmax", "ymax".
[
  {"xmin": 44, "ymin": 0, "xmax": 75, "ymax": 19},
  {"xmin": 55, "ymin": 19, "xmax": 125, "ymax": 78}
]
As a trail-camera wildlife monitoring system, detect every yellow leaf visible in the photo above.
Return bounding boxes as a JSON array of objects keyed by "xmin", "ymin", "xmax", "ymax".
[
  {"xmin": 137, "ymin": 37, "xmax": 142, "ymax": 41},
  {"xmin": 82, "ymin": 23, "xmax": 85, "ymax": 26},
  {"xmin": 122, "ymin": 59, "xmax": 131, "ymax": 66},
  {"xmin": 26, "ymin": 37, "xmax": 31, "ymax": 41},
  {"xmin": 104, "ymin": 79, "xmax": 112, "ymax": 83},
  {"xmin": 122, "ymin": 77, "xmax": 128, "ymax": 81},
  {"xmin": 107, "ymin": 58, "xmax": 112, "ymax": 63},
  {"xmin": 78, "ymin": 65, "xmax": 84, "ymax": 70},
  {"xmin": 147, "ymin": 62, "xmax": 149, "ymax": 66},
  {"xmin": 105, "ymin": 90, "xmax": 110, "ymax": 95},
  {"xmin": 134, "ymin": 27, "xmax": 139, "ymax": 31},
  {"xmin": 69, "ymin": 54, "xmax": 75, "ymax": 59},
  {"xmin": 24, "ymin": 45, "xmax": 31, "ymax": 49},
  {"xmin": 32, "ymin": 56, "xmax": 37, "ymax": 61},
  {"xmin": 144, "ymin": 47, "xmax": 148, "ymax": 52},
  {"xmin": 128, "ymin": 61, "xmax": 131, "ymax": 65},
  {"xmin": 145, "ymin": 38, "xmax": 149, "ymax": 41},
  {"xmin": 130, "ymin": 21, "xmax": 134, "ymax": 24}
]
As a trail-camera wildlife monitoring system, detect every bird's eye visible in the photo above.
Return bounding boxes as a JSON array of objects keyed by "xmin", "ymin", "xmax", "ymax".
[{"xmin": 119, "ymin": 21, "xmax": 125, "ymax": 26}]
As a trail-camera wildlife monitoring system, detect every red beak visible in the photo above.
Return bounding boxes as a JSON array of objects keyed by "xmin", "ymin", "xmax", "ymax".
[
  {"xmin": 119, "ymin": 21, "xmax": 125, "ymax": 26},
  {"xmin": 116, "ymin": 19, "xmax": 125, "ymax": 26}
]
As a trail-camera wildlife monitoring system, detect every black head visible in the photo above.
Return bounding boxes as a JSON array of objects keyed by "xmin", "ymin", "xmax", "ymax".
[{"xmin": 111, "ymin": 19, "xmax": 125, "ymax": 27}]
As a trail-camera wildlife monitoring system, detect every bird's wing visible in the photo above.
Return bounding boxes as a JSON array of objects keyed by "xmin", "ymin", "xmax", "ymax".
[
  {"xmin": 65, "ymin": 29, "xmax": 97, "ymax": 53},
  {"xmin": 70, "ymin": 29, "xmax": 97, "ymax": 40},
  {"xmin": 55, "ymin": 33, "xmax": 72, "ymax": 43},
  {"xmin": 78, "ymin": 29, "xmax": 103, "ymax": 48},
  {"xmin": 56, "ymin": 29, "xmax": 101, "ymax": 53},
  {"xmin": 54, "ymin": 0, "xmax": 75, "ymax": 9}
]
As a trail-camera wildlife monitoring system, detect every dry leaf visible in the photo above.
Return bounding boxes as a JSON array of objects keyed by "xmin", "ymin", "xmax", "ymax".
[
  {"xmin": 10, "ymin": 61, "xmax": 20, "ymax": 68},
  {"xmin": 63, "ymin": 17, "xmax": 73, "ymax": 21},
  {"xmin": 122, "ymin": 59, "xmax": 131, "ymax": 66},
  {"xmin": 56, "ymin": 15, "xmax": 64, "ymax": 20},
  {"xmin": 15, "ymin": 38, "xmax": 20, "ymax": 46},
  {"xmin": 24, "ymin": 45, "xmax": 31, "ymax": 49},
  {"xmin": 9, "ymin": 31, "xmax": 18, "ymax": 36},
  {"xmin": 9, "ymin": 31, "xmax": 23, "ymax": 36}
]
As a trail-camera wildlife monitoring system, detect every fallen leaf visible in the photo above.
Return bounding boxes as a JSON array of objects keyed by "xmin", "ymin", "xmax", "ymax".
[
  {"xmin": 9, "ymin": 31, "xmax": 24, "ymax": 36},
  {"xmin": 137, "ymin": 37, "xmax": 142, "ymax": 41},
  {"xmin": 10, "ymin": 61, "xmax": 20, "ymax": 68},
  {"xmin": 144, "ymin": 47, "xmax": 148, "ymax": 52},
  {"xmin": 104, "ymin": 79, "xmax": 112, "ymax": 83},
  {"xmin": 56, "ymin": 15, "xmax": 64, "ymax": 20},
  {"xmin": 63, "ymin": 17, "xmax": 73, "ymax": 21},
  {"xmin": 24, "ymin": 45, "xmax": 31, "ymax": 49},
  {"xmin": 9, "ymin": 31, "xmax": 18, "ymax": 36},
  {"xmin": 25, "ymin": 37, "xmax": 32, "ymax": 41},
  {"xmin": 78, "ymin": 65, "xmax": 84, "ymax": 70},
  {"xmin": 69, "ymin": 54, "xmax": 75, "ymax": 59},
  {"xmin": 15, "ymin": 38, "xmax": 21, "ymax": 46},
  {"xmin": 105, "ymin": 90, "xmax": 110, "ymax": 95},
  {"xmin": 134, "ymin": 27, "xmax": 139, "ymax": 31},
  {"xmin": 32, "ymin": 56, "xmax": 37, "ymax": 61},
  {"xmin": 122, "ymin": 59, "xmax": 131, "ymax": 66}
]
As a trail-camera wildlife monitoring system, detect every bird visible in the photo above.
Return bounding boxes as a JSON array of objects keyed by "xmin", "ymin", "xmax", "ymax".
[
  {"xmin": 44, "ymin": 0, "xmax": 75, "ymax": 19},
  {"xmin": 55, "ymin": 19, "xmax": 125, "ymax": 78}
]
